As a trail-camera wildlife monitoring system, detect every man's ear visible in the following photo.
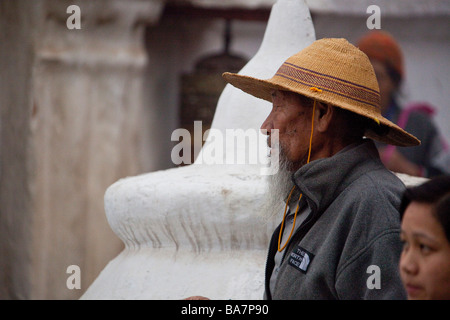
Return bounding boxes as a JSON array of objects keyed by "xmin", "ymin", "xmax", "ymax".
[{"xmin": 315, "ymin": 102, "xmax": 334, "ymax": 133}]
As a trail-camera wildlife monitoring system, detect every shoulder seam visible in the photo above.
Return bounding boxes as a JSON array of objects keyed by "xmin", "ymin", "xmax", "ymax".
[{"xmin": 335, "ymin": 228, "xmax": 400, "ymax": 282}]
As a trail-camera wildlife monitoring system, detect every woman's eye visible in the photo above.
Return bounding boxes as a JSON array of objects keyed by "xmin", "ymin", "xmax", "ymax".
[
  {"xmin": 419, "ymin": 243, "xmax": 432, "ymax": 254},
  {"xmin": 400, "ymin": 239, "xmax": 409, "ymax": 251}
]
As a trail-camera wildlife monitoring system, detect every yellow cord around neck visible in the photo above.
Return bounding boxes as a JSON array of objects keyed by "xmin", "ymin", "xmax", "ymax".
[{"xmin": 277, "ymin": 99, "xmax": 316, "ymax": 252}]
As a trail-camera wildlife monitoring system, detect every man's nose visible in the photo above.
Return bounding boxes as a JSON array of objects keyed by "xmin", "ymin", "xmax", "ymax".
[{"xmin": 260, "ymin": 115, "xmax": 273, "ymax": 135}]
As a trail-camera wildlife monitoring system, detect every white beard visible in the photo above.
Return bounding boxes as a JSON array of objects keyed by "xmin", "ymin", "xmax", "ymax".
[{"xmin": 260, "ymin": 145, "xmax": 296, "ymax": 222}]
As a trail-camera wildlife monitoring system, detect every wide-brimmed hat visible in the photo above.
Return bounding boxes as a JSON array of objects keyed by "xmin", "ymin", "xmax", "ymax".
[{"xmin": 222, "ymin": 38, "xmax": 420, "ymax": 147}]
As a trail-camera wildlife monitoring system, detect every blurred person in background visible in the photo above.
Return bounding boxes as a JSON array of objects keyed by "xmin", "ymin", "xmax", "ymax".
[
  {"xmin": 357, "ymin": 30, "xmax": 449, "ymax": 178},
  {"xmin": 399, "ymin": 175, "xmax": 450, "ymax": 300}
]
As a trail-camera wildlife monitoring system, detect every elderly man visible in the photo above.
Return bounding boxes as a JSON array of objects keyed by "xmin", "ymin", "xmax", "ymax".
[{"xmin": 222, "ymin": 38, "xmax": 420, "ymax": 299}]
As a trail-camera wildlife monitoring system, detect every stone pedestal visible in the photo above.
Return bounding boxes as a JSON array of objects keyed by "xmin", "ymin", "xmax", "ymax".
[{"xmin": 0, "ymin": 0, "xmax": 164, "ymax": 299}]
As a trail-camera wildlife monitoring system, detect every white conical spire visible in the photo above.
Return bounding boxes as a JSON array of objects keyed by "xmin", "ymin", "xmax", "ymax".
[
  {"xmin": 198, "ymin": 0, "xmax": 316, "ymax": 163},
  {"xmin": 244, "ymin": 0, "xmax": 316, "ymax": 79}
]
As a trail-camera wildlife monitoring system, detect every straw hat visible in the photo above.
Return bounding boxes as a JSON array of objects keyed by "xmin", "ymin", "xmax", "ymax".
[{"xmin": 222, "ymin": 38, "xmax": 420, "ymax": 147}]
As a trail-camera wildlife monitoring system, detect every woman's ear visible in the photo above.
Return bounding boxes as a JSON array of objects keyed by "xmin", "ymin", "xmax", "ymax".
[{"xmin": 315, "ymin": 102, "xmax": 334, "ymax": 133}]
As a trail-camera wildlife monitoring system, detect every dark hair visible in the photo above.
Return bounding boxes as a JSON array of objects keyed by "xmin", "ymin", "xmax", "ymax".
[
  {"xmin": 294, "ymin": 94, "xmax": 389, "ymax": 141},
  {"xmin": 334, "ymin": 107, "xmax": 390, "ymax": 142},
  {"xmin": 400, "ymin": 175, "xmax": 450, "ymax": 241}
]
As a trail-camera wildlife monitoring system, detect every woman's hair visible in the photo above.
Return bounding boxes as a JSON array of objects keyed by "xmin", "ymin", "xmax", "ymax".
[{"xmin": 400, "ymin": 175, "xmax": 450, "ymax": 241}]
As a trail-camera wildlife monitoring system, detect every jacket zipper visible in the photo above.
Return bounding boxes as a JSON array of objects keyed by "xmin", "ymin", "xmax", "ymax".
[{"xmin": 265, "ymin": 201, "xmax": 318, "ymax": 299}]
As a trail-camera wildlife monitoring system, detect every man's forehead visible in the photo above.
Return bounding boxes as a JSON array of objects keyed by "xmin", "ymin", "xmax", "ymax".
[{"xmin": 272, "ymin": 89, "xmax": 312, "ymax": 106}]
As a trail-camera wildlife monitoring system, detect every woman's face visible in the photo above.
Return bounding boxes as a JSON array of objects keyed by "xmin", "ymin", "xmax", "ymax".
[
  {"xmin": 371, "ymin": 59, "xmax": 396, "ymax": 114},
  {"xmin": 399, "ymin": 201, "xmax": 450, "ymax": 300}
]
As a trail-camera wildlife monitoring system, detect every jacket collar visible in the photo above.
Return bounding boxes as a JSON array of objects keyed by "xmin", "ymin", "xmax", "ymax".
[{"xmin": 291, "ymin": 139, "xmax": 384, "ymax": 214}]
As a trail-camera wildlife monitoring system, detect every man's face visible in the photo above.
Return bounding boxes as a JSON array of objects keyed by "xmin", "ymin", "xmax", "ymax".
[{"xmin": 261, "ymin": 90, "xmax": 313, "ymax": 171}]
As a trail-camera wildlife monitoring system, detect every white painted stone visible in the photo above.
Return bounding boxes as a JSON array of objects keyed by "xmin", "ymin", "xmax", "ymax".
[
  {"xmin": 81, "ymin": 0, "xmax": 316, "ymax": 300},
  {"xmin": 395, "ymin": 173, "xmax": 428, "ymax": 187}
]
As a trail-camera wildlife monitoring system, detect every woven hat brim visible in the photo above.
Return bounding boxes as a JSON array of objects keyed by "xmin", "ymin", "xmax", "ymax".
[{"xmin": 223, "ymin": 72, "xmax": 420, "ymax": 147}]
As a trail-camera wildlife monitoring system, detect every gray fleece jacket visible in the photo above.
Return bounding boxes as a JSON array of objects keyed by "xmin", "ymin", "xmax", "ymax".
[{"xmin": 265, "ymin": 139, "xmax": 407, "ymax": 300}]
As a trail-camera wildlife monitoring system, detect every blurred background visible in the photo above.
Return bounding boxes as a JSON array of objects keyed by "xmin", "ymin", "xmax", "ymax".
[{"xmin": 0, "ymin": 0, "xmax": 449, "ymax": 299}]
